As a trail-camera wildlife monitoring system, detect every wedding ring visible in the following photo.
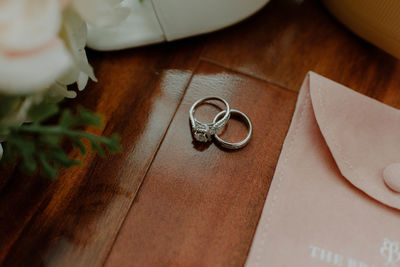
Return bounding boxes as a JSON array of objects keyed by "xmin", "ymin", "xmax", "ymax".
[
  {"xmin": 189, "ymin": 96, "xmax": 231, "ymax": 142},
  {"xmin": 213, "ymin": 109, "xmax": 252, "ymax": 149}
]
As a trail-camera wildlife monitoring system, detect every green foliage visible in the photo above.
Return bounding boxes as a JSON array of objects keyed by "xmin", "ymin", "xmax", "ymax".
[
  {"xmin": 0, "ymin": 102, "xmax": 121, "ymax": 179},
  {"xmin": 0, "ymin": 96, "xmax": 21, "ymax": 118}
]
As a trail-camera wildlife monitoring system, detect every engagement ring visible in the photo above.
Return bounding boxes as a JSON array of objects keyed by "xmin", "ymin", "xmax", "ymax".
[{"xmin": 189, "ymin": 96, "xmax": 230, "ymax": 142}]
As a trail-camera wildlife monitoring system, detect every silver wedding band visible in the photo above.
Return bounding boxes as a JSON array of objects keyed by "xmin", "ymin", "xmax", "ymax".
[
  {"xmin": 213, "ymin": 109, "xmax": 252, "ymax": 150},
  {"xmin": 189, "ymin": 97, "xmax": 252, "ymax": 149}
]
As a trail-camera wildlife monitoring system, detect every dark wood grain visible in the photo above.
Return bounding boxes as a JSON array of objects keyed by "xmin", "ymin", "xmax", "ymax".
[
  {"xmin": 3, "ymin": 0, "xmax": 400, "ymax": 266},
  {"xmin": 104, "ymin": 62, "xmax": 297, "ymax": 266},
  {"xmin": 202, "ymin": 0, "xmax": 400, "ymax": 107},
  {"xmin": 0, "ymin": 39, "xmax": 203, "ymax": 267}
]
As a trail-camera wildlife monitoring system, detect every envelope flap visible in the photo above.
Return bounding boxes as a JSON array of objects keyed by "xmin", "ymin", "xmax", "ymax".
[{"xmin": 308, "ymin": 72, "xmax": 400, "ymax": 210}]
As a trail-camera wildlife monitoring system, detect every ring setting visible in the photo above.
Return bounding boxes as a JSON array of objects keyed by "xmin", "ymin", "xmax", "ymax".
[
  {"xmin": 189, "ymin": 96, "xmax": 231, "ymax": 143},
  {"xmin": 192, "ymin": 125, "xmax": 212, "ymax": 142},
  {"xmin": 189, "ymin": 96, "xmax": 252, "ymax": 149}
]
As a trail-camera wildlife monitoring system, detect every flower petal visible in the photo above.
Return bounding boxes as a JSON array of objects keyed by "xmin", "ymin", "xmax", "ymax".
[
  {"xmin": 0, "ymin": 0, "xmax": 62, "ymax": 51},
  {"xmin": 58, "ymin": 9, "xmax": 96, "ymax": 90},
  {"xmin": 0, "ymin": 39, "xmax": 72, "ymax": 95},
  {"xmin": 77, "ymin": 72, "xmax": 89, "ymax": 90},
  {"xmin": 47, "ymin": 82, "xmax": 77, "ymax": 102}
]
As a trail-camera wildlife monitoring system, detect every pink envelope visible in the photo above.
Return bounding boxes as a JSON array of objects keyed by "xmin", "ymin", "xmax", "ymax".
[{"xmin": 246, "ymin": 72, "xmax": 400, "ymax": 267}]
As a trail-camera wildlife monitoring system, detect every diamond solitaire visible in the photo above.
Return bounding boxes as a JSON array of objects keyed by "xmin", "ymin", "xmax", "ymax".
[{"xmin": 189, "ymin": 96, "xmax": 230, "ymax": 143}]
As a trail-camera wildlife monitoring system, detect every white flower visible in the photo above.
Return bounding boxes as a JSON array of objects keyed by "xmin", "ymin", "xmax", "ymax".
[
  {"xmin": 0, "ymin": 0, "xmax": 72, "ymax": 95},
  {"xmin": 56, "ymin": 8, "xmax": 97, "ymax": 96},
  {"xmin": 51, "ymin": 0, "xmax": 129, "ymax": 98}
]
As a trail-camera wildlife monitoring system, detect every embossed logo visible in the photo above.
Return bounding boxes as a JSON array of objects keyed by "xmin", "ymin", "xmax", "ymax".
[{"xmin": 380, "ymin": 238, "xmax": 400, "ymax": 265}]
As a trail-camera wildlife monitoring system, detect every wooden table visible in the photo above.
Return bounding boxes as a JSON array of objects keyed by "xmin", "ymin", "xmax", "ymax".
[{"xmin": 2, "ymin": 0, "xmax": 400, "ymax": 266}]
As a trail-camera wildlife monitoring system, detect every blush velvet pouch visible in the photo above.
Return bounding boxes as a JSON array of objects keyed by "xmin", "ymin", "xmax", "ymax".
[{"xmin": 246, "ymin": 72, "xmax": 400, "ymax": 267}]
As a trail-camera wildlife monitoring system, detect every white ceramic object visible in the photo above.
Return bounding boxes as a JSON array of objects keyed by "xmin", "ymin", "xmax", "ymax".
[{"xmin": 87, "ymin": 0, "xmax": 270, "ymax": 51}]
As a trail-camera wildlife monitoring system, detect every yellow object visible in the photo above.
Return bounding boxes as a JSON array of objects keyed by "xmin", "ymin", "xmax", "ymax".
[{"xmin": 323, "ymin": 0, "xmax": 400, "ymax": 58}]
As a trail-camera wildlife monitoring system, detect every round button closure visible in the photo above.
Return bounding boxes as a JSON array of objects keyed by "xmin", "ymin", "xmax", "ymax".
[{"xmin": 383, "ymin": 163, "xmax": 400, "ymax": 192}]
